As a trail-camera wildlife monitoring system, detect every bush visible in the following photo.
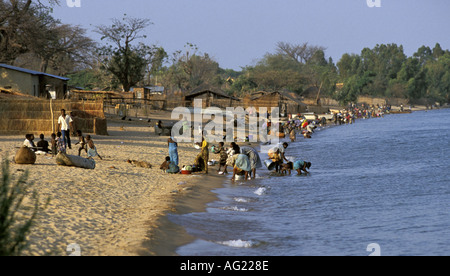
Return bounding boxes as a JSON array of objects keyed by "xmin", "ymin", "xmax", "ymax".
[{"xmin": 0, "ymin": 157, "xmax": 49, "ymax": 256}]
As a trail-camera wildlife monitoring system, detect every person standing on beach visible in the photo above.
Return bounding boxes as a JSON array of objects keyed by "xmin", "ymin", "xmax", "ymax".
[
  {"xmin": 194, "ymin": 137, "xmax": 209, "ymax": 174},
  {"xmin": 58, "ymin": 109, "xmax": 73, "ymax": 150},
  {"xmin": 168, "ymin": 136, "xmax": 179, "ymax": 166},
  {"xmin": 56, "ymin": 132, "xmax": 66, "ymax": 154},
  {"xmin": 215, "ymin": 142, "xmax": 228, "ymax": 174}
]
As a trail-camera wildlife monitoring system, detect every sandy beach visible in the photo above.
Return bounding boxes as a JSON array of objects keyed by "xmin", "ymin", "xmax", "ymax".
[{"xmin": 0, "ymin": 111, "xmax": 225, "ymax": 256}]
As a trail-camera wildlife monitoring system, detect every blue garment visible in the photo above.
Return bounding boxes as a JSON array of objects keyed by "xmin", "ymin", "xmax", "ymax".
[
  {"xmin": 169, "ymin": 142, "xmax": 179, "ymax": 166},
  {"xmin": 235, "ymin": 154, "xmax": 251, "ymax": 172},
  {"xmin": 240, "ymin": 146, "xmax": 262, "ymax": 169},
  {"xmin": 293, "ymin": 160, "xmax": 305, "ymax": 170},
  {"xmin": 166, "ymin": 161, "xmax": 180, "ymax": 174}
]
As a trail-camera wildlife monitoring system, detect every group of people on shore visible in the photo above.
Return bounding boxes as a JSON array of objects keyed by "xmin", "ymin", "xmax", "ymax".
[
  {"xmin": 21, "ymin": 109, "xmax": 102, "ymax": 160},
  {"xmin": 158, "ymin": 133, "xmax": 311, "ymax": 181}
]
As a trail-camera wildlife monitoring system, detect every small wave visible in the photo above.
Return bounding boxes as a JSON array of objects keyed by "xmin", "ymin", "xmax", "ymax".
[
  {"xmin": 254, "ymin": 187, "xmax": 267, "ymax": 196},
  {"xmin": 222, "ymin": 206, "xmax": 249, "ymax": 212},
  {"xmin": 234, "ymin": 197, "xmax": 250, "ymax": 203},
  {"xmin": 217, "ymin": 239, "xmax": 255, "ymax": 248}
]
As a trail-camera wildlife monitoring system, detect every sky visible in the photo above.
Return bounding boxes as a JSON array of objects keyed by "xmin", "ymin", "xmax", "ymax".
[{"xmin": 50, "ymin": 0, "xmax": 450, "ymax": 71}]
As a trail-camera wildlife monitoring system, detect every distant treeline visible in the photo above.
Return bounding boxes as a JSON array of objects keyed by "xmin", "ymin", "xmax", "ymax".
[{"xmin": 1, "ymin": 1, "xmax": 449, "ymax": 105}]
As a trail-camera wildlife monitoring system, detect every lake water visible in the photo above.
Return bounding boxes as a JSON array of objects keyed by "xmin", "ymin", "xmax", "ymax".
[{"xmin": 170, "ymin": 109, "xmax": 450, "ymax": 256}]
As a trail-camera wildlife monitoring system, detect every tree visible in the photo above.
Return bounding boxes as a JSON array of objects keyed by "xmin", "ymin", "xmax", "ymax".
[
  {"xmin": 304, "ymin": 50, "xmax": 338, "ymax": 104},
  {"xmin": 276, "ymin": 42, "xmax": 326, "ymax": 64},
  {"xmin": 426, "ymin": 52, "xmax": 450, "ymax": 104},
  {"xmin": 95, "ymin": 15, "xmax": 153, "ymax": 92},
  {"xmin": 162, "ymin": 43, "xmax": 222, "ymax": 91},
  {"xmin": 0, "ymin": 0, "xmax": 62, "ymax": 64}
]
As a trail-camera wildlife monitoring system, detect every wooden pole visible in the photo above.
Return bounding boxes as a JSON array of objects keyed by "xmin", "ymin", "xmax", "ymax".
[{"xmin": 50, "ymin": 99, "xmax": 55, "ymax": 134}]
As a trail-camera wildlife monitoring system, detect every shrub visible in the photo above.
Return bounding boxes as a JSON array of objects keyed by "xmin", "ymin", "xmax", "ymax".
[{"xmin": 0, "ymin": 157, "xmax": 49, "ymax": 256}]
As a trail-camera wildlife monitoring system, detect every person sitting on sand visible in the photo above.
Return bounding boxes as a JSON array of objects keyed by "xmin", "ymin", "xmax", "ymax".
[
  {"xmin": 86, "ymin": 135, "xmax": 102, "ymax": 160},
  {"xmin": 36, "ymin": 134, "xmax": 50, "ymax": 154},
  {"xmin": 293, "ymin": 160, "xmax": 311, "ymax": 175},
  {"xmin": 75, "ymin": 130, "xmax": 87, "ymax": 156},
  {"xmin": 23, "ymin": 134, "xmax": 36, "ymax": 151},
  {"xmin": 160, "ymin": 156, "xmax": 179, "ymax": 174}
]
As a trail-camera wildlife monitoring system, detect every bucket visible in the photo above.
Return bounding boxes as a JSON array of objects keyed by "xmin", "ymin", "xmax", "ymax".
[{"xmin": 264, "ymin": 160, "xmax": 276, "ymax": 171}]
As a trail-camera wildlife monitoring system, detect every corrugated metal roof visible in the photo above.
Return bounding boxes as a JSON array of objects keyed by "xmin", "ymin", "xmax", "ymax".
[{"xmin": 0, "ymin": 64, "xmax": 70, "ymax": 81}]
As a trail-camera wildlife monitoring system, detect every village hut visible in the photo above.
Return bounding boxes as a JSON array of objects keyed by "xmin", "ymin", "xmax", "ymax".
[
  {"xmin": 184, "ymin": 84, "xmax": 240, "ymax": 108},
  {"xmin": 0, "ymin": 64, "xmax": 69, "ymax": 99},
  {"xmin": 243, "ymin": 90, "xmax": 308, "ymax": 116}
]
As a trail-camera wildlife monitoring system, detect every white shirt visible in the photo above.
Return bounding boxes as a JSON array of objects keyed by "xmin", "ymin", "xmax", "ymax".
[
  {"xmin": 58, "ymin": 115, "xmax": 73, "ymax": 131},
  {"xmin": 23, "ymin": 139, "xmax": 33, "ymax": 148}
]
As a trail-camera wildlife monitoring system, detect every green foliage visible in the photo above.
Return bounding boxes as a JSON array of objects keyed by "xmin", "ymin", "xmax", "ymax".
[
  {"xmin": 95, "ymin": 16, "xmax": 154, "ymax": 92},
  {"xmin": 0, "ymin": 157, "xmax": 49, "ymax": 256},
  {"xmin": 335, "ymin": 43, "xmax": 450, "ymax": 105}
]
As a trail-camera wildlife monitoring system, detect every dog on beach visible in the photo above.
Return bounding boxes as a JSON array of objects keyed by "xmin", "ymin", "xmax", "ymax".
[{"xmin": 127, "ymin": 159, "xmax": 152, "ymax": 169}]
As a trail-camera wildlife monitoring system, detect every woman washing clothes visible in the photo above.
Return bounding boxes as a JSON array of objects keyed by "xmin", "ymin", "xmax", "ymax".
[
  {"xmin": 231, "ymin": 153, "xmax": 251, "ymax": 181},
  {"xmin": 240, "ymin": 146, "xmax": 262, "ymax": 179}
]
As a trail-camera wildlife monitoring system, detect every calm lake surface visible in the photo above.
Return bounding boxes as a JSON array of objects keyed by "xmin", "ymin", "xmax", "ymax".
[{"xmin": 170, "ymin": 108, "xmax": 450, "ymax": 256}]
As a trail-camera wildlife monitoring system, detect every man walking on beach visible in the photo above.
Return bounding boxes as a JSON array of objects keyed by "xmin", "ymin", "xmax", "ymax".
[{"xmin": 58, "ymin": 109, "xmax": 73, "ymax": 150}]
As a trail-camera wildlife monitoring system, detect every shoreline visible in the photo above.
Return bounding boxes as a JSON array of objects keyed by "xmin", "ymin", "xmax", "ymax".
[
  {"xmin": 146, "ymin": 105, "xmax": 443, "ymax": 256},
  {"xmin": 0, "ymin": 105, "xmax": 443, "ymax": 256},
  {"xmin": 143, "ymin": 172, "xmax": 225, "ymax": 256}
]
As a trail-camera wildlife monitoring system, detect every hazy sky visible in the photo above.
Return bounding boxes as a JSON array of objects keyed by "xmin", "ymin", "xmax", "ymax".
[{"xmin": 51, "ymin": 0, "xmax": 450, "ymax": 70}]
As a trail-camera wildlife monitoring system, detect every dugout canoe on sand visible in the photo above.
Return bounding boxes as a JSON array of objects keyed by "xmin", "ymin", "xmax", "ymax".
[{"xmin": 56, "ymin": 152, "xmax": 96, "ymax": 169}]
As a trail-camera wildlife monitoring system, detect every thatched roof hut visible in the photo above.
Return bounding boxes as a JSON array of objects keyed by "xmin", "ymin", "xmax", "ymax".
[
  {"xmin": 184, "ymin": 84, "xmax": 240, "ymax": 108},
  {"xmin": 243, "ymin": 90, "xmax": 308, "ymax": 116}
]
